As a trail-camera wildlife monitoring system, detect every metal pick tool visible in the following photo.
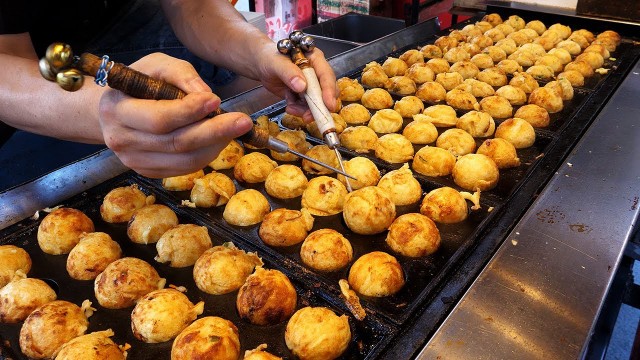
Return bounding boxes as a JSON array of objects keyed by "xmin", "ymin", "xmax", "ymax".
[
  {"xmin": 277, "ymin": 31, "xmax": 354, "ymax": 192},
  {"xmin": 38, "ymin": 42, "xmax": 355, "ymax": 179}
]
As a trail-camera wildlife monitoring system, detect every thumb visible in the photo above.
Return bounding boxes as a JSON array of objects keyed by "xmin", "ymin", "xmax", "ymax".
[{"xmin": 275, "ymin": 58, "xmax": 307, "ymax": 94}]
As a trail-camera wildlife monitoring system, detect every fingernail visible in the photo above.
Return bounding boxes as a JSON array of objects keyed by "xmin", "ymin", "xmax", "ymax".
[
  {"xmin": 233, "ymin": 116, "xmax": 253, "ymax": 135},
  {"xmin": 290, "ymin": 77, "xmax": 306, "ymax": 93},
  {"xmin": 204, "ymin": 97, "xmax": 219, "ymax": 114}
]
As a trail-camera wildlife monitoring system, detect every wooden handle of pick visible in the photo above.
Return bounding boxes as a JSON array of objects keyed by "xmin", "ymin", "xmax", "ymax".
[{"xmin": 78, "ymin": 53, "xmax": 268, "ymax": 148}]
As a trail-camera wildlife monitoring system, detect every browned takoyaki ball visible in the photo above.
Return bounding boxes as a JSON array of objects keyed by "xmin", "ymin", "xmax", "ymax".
[
  {"xmin": 237, "ymin": 267, "xmax": 297, "ymax": 325},
  {"xmin": 0, "ymin": 278, "xmax": 56, "ymax": 323},
  {"xmin": 558, "ymin": 70, "xmax": 585, "ymax": 87},
  {"xmin": 507, "ymin": 50, "xmax": 536, "ymax": 67},
  {"xmin": 95, "ymin": 258, "xmax": 164, "ymax": 309},
  {"xmin": 456, "ymin": 110, "xmax": 496, "ymax": 138},
  {"xmin": 223, "ymin": 189, "xmax": 270, "ymax": 226},
  {"xmin": 156, "ymin": 224, "xmax": 212, "ymax": 268},
  {"xmin": 535, "ymin": 55, "xmax": 564, "ymax": 73},
  {"xmin": 67, "ymin": 232, "xmax": 122, "ymax": 280},
  {"xmin": 597, "ymin": 30, "xmax": 621, "ymax": 45},
  {"xmin": 436, "ymin": 128, "xmax": 476, "ymax": 156},
  {"xmin": 343, "ymin": 186, "xmax": 396, "ymax": 235},
  {"xmin": 477, "ymin": 138, "xmax": 521, "ymax": 169},
  {"xmin": 526, "ymin": 20, "xmax": 546, "ymax": 35},
  {"xmin": 337, "ymin": 156, "xmax": 381, "ymax": 190},
  {"xmin": 545, "ymin": 79, "xmax": 574, "ymax": 101},
  {"xmin": 423, "ymin": 104, "xmax": 458, "ymax": 127},
  {"xmin": 259, "ymin": 208, "xmax": 314, "ymax": 247},
  {"xmin": 337, "ymin": 77, "xmax": 365, "ymax": 102},
  {"xmin": 208, "ymin": 140, "xmax": 244, "ymax": 170},
  {"xmin": 340, "ymin": 103, "xmax": 371, "ymax": 125},
  {"xmin": 496, "ymin": 59, "xmax": 523, "ymax": 75},
  {"xmin": 514, "ymin": 104, "xmax": 551, "ymax": 128},
  {"xmin": 435, "ymin": 36, "xmax": 459, "ymax": 52},
  {"xmin": 385, "ymin": 76, "xmax": 417, "ymax": 96},
  {"xmin": 171, "ymin": 317, "xmax": 240, "ymax": 360},
  {"xmin": 361, "ymin": 62, "xmax": 389, "ymax": 88},
  {"xmin": 479, "ymin": 95, "xmax": 513, "ymax": 119},
  {"xmin": 495, "ymin": 23, "xmax": 516, "ymax": 36},
  {"xmin": 444, "ymin": 47, "xmax": 471, "ymax": 63},
  {"xmin": 504, "ymin": 15, "xmax": 525, "ymax": 31},
  {"xmin": 584, "ymin": 44, "xmax": 610, "ymax": 59},
  {"xmin": 128, "ymin": 204, "xmax": 180, "ymax": 244},
  {"xmin": 162, "ymin": 170, "xmax": 205, "ymax": 192},
  {"xmin": 368, "ymin": 108, "xmax": 403, "ymax": 134},
  {"xmin": 348, "ymin": 251, "xmax": 404, "ymax": 297},
  {"xmin": 474, "ymin": 21, "xmax": 493, "ymax": 34},
  {"xmin": 575, "ymin": 52, "xmax": 605, "ymax": 70},
  {"xmin": 339, "ymin": 126, "xmax": 378, "ymax": 153},
  {"xmin": 452, "ymin": 153, "xmax": 500, "ymax": 191},
  {"xmin": 101, "ymin": 185, "xmax": 155, "ymax": 223},
  {"xmin": 506, "ymin": 30, "xmax": 531, "ymax": 46},
  {"xmin": 403, "ymin": 116, "xmax": 439, "ymax": 144},
  {"xmin": 460, "ymin": 42, "xmax": 482, "ymax": 57},
  {"xmin": 495, "ymin": 118, "xmax": 536, "ymax": 149},
  {"xmin": 420, "ymin": 44, "xmax": 443, "ymax": 59},
  {"xmin": 386, "ymin": 213, "xmax": 441, "ymax": 257},
  {"xmin": 547, "ymin": 48, "xmax": 572, "ymax": 65},
  {"xmin": 38, "ymin": 207, "xmax": 95, "ymax": 255},
  {"xmin": 307, "ymin": 113, "xmax": 347, "ymax": 139},
  {"xmin": 412, "ymin": 146, "xmax": 457, "ymax": 177},
  {"xmin": 377, "ymin": 164, "xmax": 423, "ymax": 206},
  {"xmin": 280, "ymin": 113, "xmax": 305, "ymax": 130},
  {"xmin": 0, "ymin": 245, "xmax": 31, "ymax": 288},
  {"xmin": 481, "ymin": 47, "xmax": 506, "ymax": 64},
  {"xmin": 394, "ymin": 95, "xmax": 425, "ymax": 118},
  {"xmin": 458, "ymin": 78, "xmax": 496, "ymax": 98},
  {"xmin": 301, "ymin": 176, "xmax": 348, "ymax": 216},
  {"xmin": 302, "ymin": 145, "xmax": 339, "ymax": 176},
  {"xmin": 271, "ymin": 130, "xmax": 311, "ymax": 162},
  {"xmin": 451, "ymin": 60, "xmax": 480, "ymax": 79},
  {"xmin": 526, "ymin": 65, "xmax": 556, "ymax": 81},
  {"xmin": 548, "ymin": 23, "xmax": 572, "ymax": 39},
  {"xmin": 399, "ymin": 49, "xmax": 424, "ymax": 67},
  {"xmin": 300, "ymin": 229, "xmax": 353, "ymax": 272},
  {"xmin": 420, "ymin": 186, "xmax": 469, "ymax": 223},
  {"xmin": 534, "ymin": 32, "xmax": 560, "ymax": 51},
  {"xmin": 426, "ymin": 58, "xmax": 451, "ymax": 74},
  {"xmin": 510, "ymin": 72, "xmax": 540, "ymax": 94},
  {"xmin": 495, "ymin": 85, "xmax": 527, "ymax": 106},
  {"xmin": 528, "ymin": 87, "xmax": 564, "ymax": 114},
  {"xmin": 484, "ymin": 28, "xmax": 506, "ymax": 43},
  {"xmin": 592, "ymin": 37, "xmax": 617, "ymax": 52},
  {"xmin": 382, "ymin": 57, "xmax": 408, "ymax": 77},
  {"xmin": 265, "ymin": 164, "xmax": 308, "ymax": 199},
  {"xmin": 482, "ymin": 13, "xmax": 503, "ymax": 26},
  {"xmin": 244, "ymin": 344, "xmax": 282, "ymax": 360},
  {"xmin": 406, "ymin": 63, "xmax": 436, "ymax": 84},
  {"xmin": 565, "ymin": 60, "xmax": 595, "ymax": 78},
  {"xmin": 374, "ymin": 134, "xmax": 415, "ymax": 163},
  {"xmin": 234, "ymin": 152, "xmax": 278, "ymax": 183},
  {"xmin": 495, "ymin": 38, "xmax": 517, "ymax": 54},
  {"xmin": 415, "ymin": 81, "xmax": 447, "ymax": 104},
  {"xmin": 556, "ymin": 40, "xmax": 582, "ymax": 55},
  {"xmin": 55, "ymin": 329, "xmax": 125, "ymax": 360},
  {"xmin": 573, "ymin": 29, "xmax": 596, "ymax": 42},
  {"xmin": 193, "ymin": 244, "xmax": 262, "ymax": 295},
  {"xmin": 285, "ymin": 307, "xmax": 351, "ymax": 360},
  {"xmin": 190, "ymin": 172, "xmax": 236, "ymax": 208},
  {"xmin": 446, "ymin": 89, "xmax": 479, "ymax": 111},
  {"xmin": 361, "ymin": 88, "xmax": 394, "ymax": 110},
  {"xmin": 476, "ymin": 67, "xmax": 508, "ymax": 87}
]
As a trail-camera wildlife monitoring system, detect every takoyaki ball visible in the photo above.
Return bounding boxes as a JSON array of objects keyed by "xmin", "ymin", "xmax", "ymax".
[
  {"xmin": 416, "ymin": 81, "xmax": 447, "ymax": 104},
  {"xmin": 265, "ymin": 164, "xmax": 308, "ymax": 199},
  {"xmin": 504, "ymin": 15, "xmax": 525, "ymax": 31},
  {"xmin": 259, "ymin": 208, "xmax": 314, "ymax": 247},
  {"xmin": 128, "ymin": 204, "xmax": 179, "ymax": 244},
  {"xmin": 460, "ymin": 42, "xmax": 482, "ymax": 57},
  {"xmin": 194, "ymin": 244, "xmax": 262, "ymax": 295},
  {"xmin": 558, "ymin": 70, "xmax": 585, "ymax": 87},
  {"xmin": 246, "ymin": 116, "xmax": 280, "ymax": 150},
  {"xmin": 449, "ymin": 29, "xmax": 468, "ymax": 42},
  {"xmin": 420, "ymin": 187, "xmax": 469, "ymax": 223},
  {"xmin": 237, "ymin": 267, "xmax": 297, "ymax": 326},
  {"xmin": 348, "ymin": 251, "xmax": 404, "ymax": 297},
  {"xmin": 597, "ymin": 30, "xmax": 621, "ymax": 45},
  {"xmin": 285, "ymin": 307, "xmax": 351, "ymax": 360},
  {"xmin": 102, "ymin": 185, "xmax": 153, "ymax": 223},
  {"xmin": 19, "ymin": 300, "xmax": 89, "ymax": 359},
  {"xmin": 302, "ymin": 145, "xmax": 339, "ymax": 176},
  {"xmin": 495, "ymin": 85, "xmax": 527, "ymax": 105},
  {"xmin": 307, "ymin": 113, "xmax": 347, "ymax": 138},
  {"xmin": 386, "ymin": 213, "xmax": 441, "ymax": 257},
  {"xmin": 591, "ymin": 37, "xmax": 617, "ymax": 53},
  {"xmin": 337, "ymin": 157, "xmax": 381, "ymax": 190},
  {"xmin": 208, "ymin": 140, "xmax": 244, "ymax": 170},
  {"xmin": 545, "ymin": 78, "xmax": 574, "ymax": 101},
  {"xmin": 412, "ymin": 146, "xmax": 457, "ymax": 177},
  {"xmin": 426, "ymin": 58, "xmax": 451, "ymax": 74},
  {"xmin": 223, "ymin": 189, "xmax": 270, "ymax": 226},
  {"xmin": 394, "ymin": 96, "xmax": 425, "ymax": 117},
  {"xmin": 233, "ymin": 152, "xmax": 278, "ymax": 183},
  {"xmin": 461, "ymin": 24, "xmax": 483, "ymax": 38},
  {"xmin": 301, "ymin": 176, "xmax": 348, "ymax": 216},
  {"xmin": 526, "ymin": 20, "xmax": 546, "ymax": 35},
  {"xmin": 496, "ymin": 59, "xmax": 523, "ymax": 74},
  {"xmin": 573, "ymin": 29, "xmax": 596, "ymax": 42},
  {"xmin": 458, "ymin": 78, "xmax": 496, "ymax": 98},
  {"xmin": 495, "ymin": 38, "xmax": 518, "ymax": 55},
  {"xmin": 94, "ymin": 257, "xmax": 165, "ymax": 309},
  {"xmin": 484, "ymin": 28, "xmax": 506, "ymax": 43},
  {"xmin": 549, "ymin": 23, "xmax": 572, "ymax": 39},
  {"xmin": 495, "ymin": 118, "xmax": 536, "ymax": 149},
  {"xmin": 452, "ymin": 153, "xmax": 500, "ymax": 191},
  {"xmin": 382, "ymin": 57, "xmax": 408, "ymax": 77},
  {"xmin": 420, "ymin": 44, "xmax": 443, "ymax": 59},
  {"xmin": 281, "ymin": 113, "xmax": 306, "ymax": 130},
  {"xmin": 244, "ymin": 344, "xmax": 282, "ymax": 360},
  {"xmin": 479, "ymin": 95, "xmax": 513, "ymax": 119},
  {"xmin": 368, "ymin": 109, "xmax": 403, "ymax": 134},
  {"xmin": 190, "ymin": 172, "xmax": 236, "ymax": 208},
  {"xmin": 339, "ymin": 126, "xmax": 378, "ymax": 153},
  {"xmin": 443, "ymin": 47, "xmax": 471, "ymax": 64},
  {"xmin": 584, "ymin": 44, "xmax": 610, "ymax": 59},
  {"xmin": 482, "ymin": 46, "xmax": 507, "ymax": 63},
  {"xmin": 385, "ymin": 76, "xmax": 417, "ymax": 96},
  {"xmin": 474, "ymin": 21, "xmax": 493, "ymax": 34},
  {"xmin": 55, "ymin": 330, "xmax": 124, "ymax": 360},
  {"xmin": 495, "ymin": 23, "xmax": 516, "ymax": 36},
  {"xmin": 343, "ymin": 186, "xmax": 395, "ymax": 235},
  {"xmin": 457, "ymin": 110, "xmax": 496, "ymax": 137},
  {"xmin": 556, "ymin": 40, "xmax": 582, "ymax": 55},
  {"xmin": 514, "ymin": 104, "xmax": 551, "ymax": 128},
  {"xmin": 535, "ymin": 32, "xmax": 560, "ymax": 51},
  {"xmin": 340, "ymin": 103, "xmax": 371, "ymax": 125},
  {"xmin": 403, "ymin": 116, "xmax": 439, "ymax": 144},
  {"xmin": 576, "ymin": 52, "xmax": 605, "ymax": 70},
  {"xmin": 568, "ymin": 33, "xmax": 589, "ymax": 49},
  {"xmin": 375, "ymin": 134, "xmax": 415, "ymax": 163},
  {"xmin": 526, "ymin": 64, "xmax": 556, "ymax": 81},
  {"xmin": 162, "ymin": 170, "xmax": 205, "ymax": 192},
  {"xmin": 67, "ymin": 232, "xmax": 122, "ymax": 280},
  {"xmin": 0, "ymin": 245, "xmax": 31, "ymax": 288},
  {"xmin": 482, "ymin": 13, "xmax": 503, "ymax": 27},
  {"xmin": 377, "ymin": 164, "xmax": 422, "ymax": 206},
  {"xmin": 271, "ymin": 130, "xmax": 311, "ymax": 162},
  {"xmin": 451, "ymin": 60, "xmax": 480, "ymax": 79},
  {"xmin": 547, "ymin": 48, "xmax": 572, "ymax": 65},
  {"xmin": 507, "ymin": 50, "xmax": 536, "ymax": 67},
  {"xmin": 131, "ymin": 288, "xmax": 204, "ymax": 343},
  {"xmin": 445, "ymin": 89, "xmax": 480, "ymax": 111},
  {"xmin": 362, "ymin": 88, "xmax": 395, "ymax": 110},
  {"xmin": 470, "ymin": 34, "xmax": 494, "ymax": 49},
  {"xmin": 510, "ymin": 72, "xmax": 540, "ymax": 94},
  {"xmin": 507, "ymin": 30, "xmax": 531, "ymax": 46},
  {"xmin": 423, "ymin": 104, "xmax": 458, "ymax": 127},
  {"xmin": 477, "ymin": 138, "xmax": 521, "ymax": 169},
  {"xmin": 536, "ymin": 54, "xmax": 564, "ymax": 73},
  {"xmin": 38, "ymin": 207, "xmax": 95, "ymax": 255},
  {"xmin": 435, "ymin": 36, "xmax": 459, "ymax": 52},
  {"xmin": 528, "ymin": 87, "xmax": 564, "ymax": 113},
  {"xmin": 361, "ymin": 63, "xmax": 389, "ymax": 88},
  {"xmin": 171, "ymin": 317, "xmax": 240, "ymax": 360},
  {"xmin": 0, "ymin": 278, "xmax": 56, "ymax": 323},
  {"xmin": 520, "ymin": 28, "xmax": 540, "ymax": 41},
  {"xmin": 399, "ymin": 49, "xmax": 424, "ymax": 67},
  {"xmin": 300, "ymin": 229, "xmax": 353, "ymax": 272},
  {"xmin": 156, "ymin": 224, "xmax": 212, "ymax": 267},
  {"xmin": 564, "ymin": 60, "xmax": 594, "ymax": 78},
  {"xmin": 337, "ymin": 77, "xmax": 365, "ymax": 102},
  {"xmin": 476, "ymin": 67, "xmax": 508, "ymax": 87},
  {"xmin": 406, "ymin": 62, "xmax": 436, "ymax": 84}
]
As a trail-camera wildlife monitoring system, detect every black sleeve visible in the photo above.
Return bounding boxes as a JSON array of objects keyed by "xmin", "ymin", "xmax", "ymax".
[{"xmin": 0, "ymin": 1, "xmax": 31, "ymax": 34}]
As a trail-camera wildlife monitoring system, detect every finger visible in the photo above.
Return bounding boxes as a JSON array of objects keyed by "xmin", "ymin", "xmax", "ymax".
[
  {"xmin": 284, "ymin": 90, "xmax": 308, "ymax": 117},
  {"xmin": 129, "ymin": 53, "xmax": 211, "ymax": 93},
  {"xmin": 115, "ymin": 146, "xmax": 222, "ymax": 178},
  {"xmin": 307, "ymin": 48, "xmax": 338, "ymax": 112}
]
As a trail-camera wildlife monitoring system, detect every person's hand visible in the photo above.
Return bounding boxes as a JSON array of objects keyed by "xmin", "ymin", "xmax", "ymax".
[
  {"xmin": 97, "ymin": 53, "xmax": 253, "ymax": 178},
  {"xmin": 255, "ymin": 43, "xmax": 337, "ymax": 123}
]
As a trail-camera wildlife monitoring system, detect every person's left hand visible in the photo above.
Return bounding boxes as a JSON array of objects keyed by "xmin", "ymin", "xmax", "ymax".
[{"xmin": 255, "ymin": 43, "xmax": 337, "ymax": 123}]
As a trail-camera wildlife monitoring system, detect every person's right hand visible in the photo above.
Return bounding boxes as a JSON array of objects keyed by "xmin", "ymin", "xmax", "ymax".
[{"xmin": 97, "ymin": 53, "xmax": 253, "ymax": 178}]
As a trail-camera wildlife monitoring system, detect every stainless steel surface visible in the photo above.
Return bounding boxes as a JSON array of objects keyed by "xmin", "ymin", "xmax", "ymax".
[{"xmin": 419, "ymin": 60, "xmax": 640, "ymax": 359}]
